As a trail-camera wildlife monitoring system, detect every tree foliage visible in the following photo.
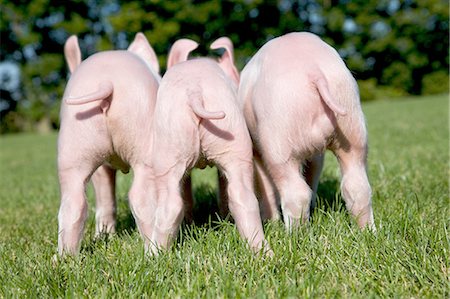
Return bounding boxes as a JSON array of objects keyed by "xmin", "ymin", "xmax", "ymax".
[{"xmin": 0, "ymin": 0, "xmax": 448, "ymax": 133}]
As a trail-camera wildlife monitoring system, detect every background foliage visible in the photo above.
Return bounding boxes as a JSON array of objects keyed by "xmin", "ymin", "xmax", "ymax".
[{"xmin": 0, "ymin": 0, "xmax": 449, "ymax": 133}]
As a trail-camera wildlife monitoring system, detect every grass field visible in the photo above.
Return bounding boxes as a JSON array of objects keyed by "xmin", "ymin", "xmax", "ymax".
[{"xmin": 0, "ymin": 94, "xmax": 448, "ymax": 297}]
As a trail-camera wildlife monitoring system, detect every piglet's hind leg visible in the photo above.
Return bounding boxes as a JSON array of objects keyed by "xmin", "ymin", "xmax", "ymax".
[
  {"xmin": 149, "ymin": 166, "xmax": 185, "ymax": 254},
  {"xmin": 128, "ymin": 166, "xmax": 157, "ymax": 253},
  {"xmin": 269, "ymin": 160, "xmax": 312, "ymax": 231},
  {"xmin": 217, "ymin": 170, "xmax": 230, "ymax": 218},
  {"xmin": 254, "ymin": 156, "xmax": 280, "ymax": 221},
  {"xmin": 335, "ymin": 147, "xmax": 375, "ymax": 230},
  {"xmin": 91, "ymin": 164, "xmax": 117, "ymax": 236},
  {"xmin": 58, "ymin": 166, "xmax": 92, "ymax": 255},
  {"xmin": 222, "ymin": 161, "xmax": 270, "ymax": 253}
]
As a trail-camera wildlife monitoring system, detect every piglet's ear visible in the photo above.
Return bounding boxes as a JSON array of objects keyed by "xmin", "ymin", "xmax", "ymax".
[
  {"xmin": 64, "ymin": 35, "xmax": 82, "ymax": 74},
  {"xmin": 167, "ymin": 39, "xmax": 199, "ymax": 69},
  {"xmin": 210, "ymin": 37, "xmax": 240, "ymax": 85},
  {"xmin": 128, "ymin": 32, "xmax": 160, "ymax": 75}
]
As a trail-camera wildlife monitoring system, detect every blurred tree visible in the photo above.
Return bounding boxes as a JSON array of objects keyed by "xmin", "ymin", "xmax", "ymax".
[
  {"xmin": 0, "ymin": 0, "xmax": 448, "ymax": 133},
  {"xmin": 319, "ymin": 0, "xmax": 449, "ymax": 97},
  {"xmin": 1, "ymin": 0, "xmax": 92, "ymax": 133}
]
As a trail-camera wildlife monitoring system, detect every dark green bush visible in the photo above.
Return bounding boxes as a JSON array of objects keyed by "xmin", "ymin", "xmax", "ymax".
[
  {"xmin": 422, "ymin": 71, "xmax": 449, "ymax": 95},
  {"xmin": 357, "ymin": 79, "xmax": 377, "ymax": 102}
]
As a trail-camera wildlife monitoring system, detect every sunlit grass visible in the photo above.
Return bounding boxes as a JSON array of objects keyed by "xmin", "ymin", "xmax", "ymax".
[{"xmin": 0, "ymin": 94, "xmax": 448, "ymax": 297}]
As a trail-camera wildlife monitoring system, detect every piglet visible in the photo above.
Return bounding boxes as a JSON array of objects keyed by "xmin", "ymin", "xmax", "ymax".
[
  {"xmin": 63, "ymin": 37, "xmax": 119, "ymax": 238},
  {"xmin": 147, "ymin": 38, "xmax": 270, "ymax": 254},
  {"xmin": 166, "ymin": 37, "xmax": 240, "ymax": 221},
  {"xmin": 238, "ymin": 32, "xmax": 375, "ymax": 230},
  {"xmin": 57, "ymin": 33, "xmax": 160, "ymax": 255}
]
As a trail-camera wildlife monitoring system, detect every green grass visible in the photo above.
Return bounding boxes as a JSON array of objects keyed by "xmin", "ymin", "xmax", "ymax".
[{"xmin": 0, "ymin": 94, "xmax": 448, "ymax": 297}]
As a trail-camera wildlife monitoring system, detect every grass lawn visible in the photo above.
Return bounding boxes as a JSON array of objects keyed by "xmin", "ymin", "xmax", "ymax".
[{"xmin": 0, "ymin": 94, "xmax": 448, "ymax": 297}]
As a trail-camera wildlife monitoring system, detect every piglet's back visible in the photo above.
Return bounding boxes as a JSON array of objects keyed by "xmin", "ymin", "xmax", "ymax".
[
  {"xmin": 257, "ymin": 32, "xmax": 348, "ymax": 78},
  {"xmin": 64, "ymin": 50, "xmax": 158, "ymax": 105}
]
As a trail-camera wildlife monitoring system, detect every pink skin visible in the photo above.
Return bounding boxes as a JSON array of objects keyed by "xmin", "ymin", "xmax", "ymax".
[
  {"xmin": 166, "ymin": 38, "xmax": 239, "ymax": 221},
  {"xmin": 238, "ymin": 32, "xmax": 375, "ymax": 230},
  {"xmin": 64, "ymin": 37, "xmax": 117, "ymax": 237},
  {"xmin": 168, "ymin": 38, "xmax": 279, "ymax": 223},
  {"xmin": 210, "ymin": 37, "xmax": 240, "ymax": 86},
  {"xmin": 57, "ymin": 33, "xmax": 161, "ymax": 255},
  {"xmin": 149, "ymin": 38, "xmax": 270, "ymax": 254}
]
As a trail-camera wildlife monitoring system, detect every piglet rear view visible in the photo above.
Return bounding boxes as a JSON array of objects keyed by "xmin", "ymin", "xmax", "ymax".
[
  {"xmin": 57, "ymin": 33, "xmax": 160, "ymax": 255},
  {"xmin": 239, "ymin": 32, "xmax": 375, "ymax": 230},
  {"xmin": 148, "ymin": 39, "xmax": 270, "ymax": 254}
]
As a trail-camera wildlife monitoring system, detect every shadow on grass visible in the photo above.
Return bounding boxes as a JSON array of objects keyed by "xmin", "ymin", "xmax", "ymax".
[
  {"xmin": 314, "ymin": 176, "xmax": 347, "ymax": 214},
  {"xmin": 110, "ymin": 175, "xmax": 347, "ymax": 241},
  {"xmin": 115, "ymin": 205, "xmax": 136, "ymax": 236},
  {"xmin": 189, "ymin": 183, "xmax": 223, "ymax": 226},
  {"xmin": 184, "ymin": 176, "xmax": 348, "ymax": 226},
  {"xmin": 113, "ymin": 182, "xmax": 225, "ymax": 237}
]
